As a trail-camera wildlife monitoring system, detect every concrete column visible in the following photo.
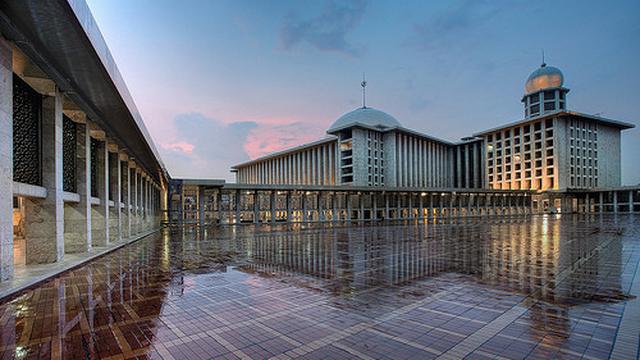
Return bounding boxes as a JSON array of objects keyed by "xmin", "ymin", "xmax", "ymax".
[
  {"xmin": 628, "ymin": 191, "xmax": 633, "ymax": 213},
  {"xmin": 359, "ymin": 193, "xmax": 364, "ymax": 221},
  {"xmin": 108, "ymin": 147, "xmax": 121, "ymax": 242},
  {"xmin": 372, "ymin": 193, "xmax": 377, "ymax": 221},
  {"xmin": 396, "ymin": 194, "xmax": 402, "ymax": 219},
  {"xmin": 125, "ymin": 162, "xmax": 133, "ymax": 237},
  {"xmin": 131, "ymin": 169, "xmax": 138, "ymax": 233},
  {"xmin": 64, "ymin": 123, "xmax": 91, "ymax": 253},
  {"xmin": 465, "ymin": 144, "xmax": 471, "ymax": 188},
  {"xmin": 198, "ymin": 186, "xmax": 205, "ymax": 226},
  {"xmin": 332, "ymin": 192, "xmax": 338, "ymax": 222},
  {"xmin": 302, "ymin": 192, "xmax": 308, "ymax": 222},
  {"xmin": 599, "ymin": 192, "xmax": 603, "ymax": 213},
  {"xmin": 253, "ymin": 191, "xmax": 260, "ymax": 224},
  {"xmin": 419, "ymin": 194, "xmax": 424, "ymax": 219},
  {"xmin": 235, "ymin": 189, "xmax": 241, "ymax": 224},
  {"xmin": 346, "ymin": 193, "xmax": 352, "ymax": 222},
  {"xmin": 456, "ymin": 147, "xmax": 462, "ymax": 188},
  {"xmin": 137, "ymin": 171, "xmax": 142, "ymax": 232},
  {"xmin": 286, "ymin": 191, "xmax": 292, "ymax": 222},
  {"xmin": 408, "ymin": 194, "xmax": 414, "ymax": 219},
  {"xmin": 585, "ymin": 194, "xmax": 590, "ymax": 213},
  {"xmin": 91, "ymin": 138, "xmax": 109, "ymax": 246},
  {"xmin": 613, "ymin": 191, "xmax": 618, "ymax": 213},
  {"xmin": 385, "ymin": 193, "xmax": 390, "ymax": 219},
  {"xmin": 270, "ymin": 191, "xmax": 276, "ymax": 223},
  {"xmin": 25, "ymin": 90, "xmax": 64, "ymax": 263},
  {"xmin": 0, "ymin": 38, "xmax": 13, "ymax": 279},
  {"xmin": 317, "ymin": 192, "xmax": 324, "ymax": 221}
]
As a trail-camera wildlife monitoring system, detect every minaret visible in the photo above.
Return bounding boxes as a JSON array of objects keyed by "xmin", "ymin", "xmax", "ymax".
[{"xmin": 522, "ymin": 56, "xmax": 569, "ymax": 118}]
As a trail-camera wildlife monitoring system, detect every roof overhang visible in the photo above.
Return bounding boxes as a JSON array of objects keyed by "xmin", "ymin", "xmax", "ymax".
[
  {"xmin": 0, "ymin": 0, "xmax": 167, "ymax": 182},
  {"xmin": 473, "ymin": 110, "xmax": 635, "ymax": 137}
]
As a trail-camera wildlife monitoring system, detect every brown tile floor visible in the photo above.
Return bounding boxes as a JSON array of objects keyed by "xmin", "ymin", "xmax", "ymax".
[{"xmin": 0, "ymin": 214, "xmax": 638, "ymax": 359}]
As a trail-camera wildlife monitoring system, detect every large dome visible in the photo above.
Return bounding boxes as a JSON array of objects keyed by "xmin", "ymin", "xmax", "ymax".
[
  {"xmin": 525, "ymin": 64, "xmax": 564, "ymax": 94},
  {"xmin": 328, "ymin": 107, "xmax": 401, "ymax": 132}
]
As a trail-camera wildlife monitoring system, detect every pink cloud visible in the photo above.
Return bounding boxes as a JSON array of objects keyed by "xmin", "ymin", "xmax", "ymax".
[
  {"xmin": 243, "ymin": 122, "xmax": 324, "ymax": 159},
  {"xmin": 162, "ymin": 141, "xmax": 195, "ymax": 154}
]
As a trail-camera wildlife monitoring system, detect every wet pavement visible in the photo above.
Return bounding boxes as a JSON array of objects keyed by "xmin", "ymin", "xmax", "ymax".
[{"xmin": 0, "ymin": 214, "xmax": 639, "ymax": 359}]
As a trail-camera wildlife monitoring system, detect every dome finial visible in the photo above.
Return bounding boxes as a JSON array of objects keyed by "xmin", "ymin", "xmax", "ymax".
[
  {"xmin": 361, "ymin": 72, "xmax": 367, "ymax": 108},
  {"xmin": 541, "ymin": 49, "xmax": 546, "ymax": 68}
]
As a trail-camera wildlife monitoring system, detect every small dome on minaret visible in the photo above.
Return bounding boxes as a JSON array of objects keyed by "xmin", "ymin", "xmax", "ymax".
[{"xmin": 524, "ymin": 63, "xmax": 564, "ymax": 94}]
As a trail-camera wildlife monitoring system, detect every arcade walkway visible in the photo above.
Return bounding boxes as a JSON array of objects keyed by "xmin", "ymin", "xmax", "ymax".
[{"xmin": 0, "ymin": 1, "xmax": 168, "ymax": 285}]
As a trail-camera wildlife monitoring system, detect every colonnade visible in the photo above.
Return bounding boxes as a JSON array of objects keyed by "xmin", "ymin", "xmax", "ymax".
[
  {"xmin": 540, "ymin": 188, "xmax": 640, "ymax": 214},
  {"xmin": 1, "ymin": 37, "xmax": 164, "ymax": 282},
  {"xmin": 169, "ymin": 186, "xmax": 532, "ymax": 226}
]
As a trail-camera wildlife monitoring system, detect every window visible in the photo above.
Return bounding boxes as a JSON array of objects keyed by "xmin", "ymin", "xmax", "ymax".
[
  {"xmin": 530, "ymin": 104, "xmax": 540, "ymax": 114},
  {"xmin": 544, "ymin": 90, "xmax": 555, "ymax": 100}
]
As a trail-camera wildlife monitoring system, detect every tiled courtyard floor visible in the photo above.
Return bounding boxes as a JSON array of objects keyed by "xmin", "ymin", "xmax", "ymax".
[{"xmin": 0, "ymin": 214, "xmax": 638, "ymax": 359}]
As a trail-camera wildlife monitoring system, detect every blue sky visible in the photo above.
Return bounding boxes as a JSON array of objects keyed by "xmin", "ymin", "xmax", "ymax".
[{"xmin": 86, "ymin": 0, "xmax": 640, "ymax": 183}]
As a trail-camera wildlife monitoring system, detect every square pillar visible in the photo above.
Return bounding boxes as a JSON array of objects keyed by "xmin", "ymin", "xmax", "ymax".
[
  {"xmin": 108, "ymin": 147, "xmax": 121, "ymax": 242},
  {"xmin": 331, "ymin": 192, "xmax": 338, "ymax": 222},
  {"xmin": 270, "ymin": 191, "xmax": 277, "ymax": 224},
  {"xmin": 235, "ymin": 189, "xmax": 241, "ymax": 224},
  {"xmin": 302, "ymin": 192, "xmax": 308, "ymax": 222},
  {"xmin": 125, "ymin": 162, "xmax": 133, "ymax": 237},
  {"xmin": 198, "ymin": 186, "xmax": 205, "ymax": 226},
  {"xmin": 286, "ymin": 191, "xmax": 292, "ymax": 222},
  {"xmin": 372, "ymin": 193, "xmax": 377, "ymax": 221},
  {"xmin": 384, "ymin": 193, "xmax": 390, "ymax": 219},
  {"xmin": 0, "ymin": 37, "xmax": 13, "ymax": 279},
  {"xmin": 24, "ymin": 90, "xmax": 64, "ymax": 263},
  {"xmin": 316, "ymin": 192, "xmax": 323, "ymax": 221},
  {"xmin": 134, "ymin": 170, "xmax": 140, "ymax": 233},
  {"xmin": 253, "ymin": 191, "xmax": 259, "ymax": 224},
  {"xmin": 63, "ymin": 122, "xmax": 91, "ymax": 253},
  {"xmin": 91, "ymin": 139, "xmax": 109, "ymax": 246}
]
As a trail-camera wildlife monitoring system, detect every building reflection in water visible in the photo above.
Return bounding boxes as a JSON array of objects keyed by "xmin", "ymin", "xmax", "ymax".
[
  {"xmin": 0, "ymin": 214, "xmax": 632, "ymax": 358},
  {"xmin": 238, "ymin": 215, "xmax": 624, "ymax": 304},
  {"xmin": 236, "ymin": 215, "xmax": 627, "ymax": 342}
]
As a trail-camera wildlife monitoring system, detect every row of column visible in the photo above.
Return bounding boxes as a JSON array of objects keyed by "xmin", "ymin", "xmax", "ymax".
[
  {"xmin": 236, "ymin": 141, "xmax": 337, "ymax": 185},
  {"xmin": 395, "ymin": 133, "xmax": 451, "ymax": 188},
  {"xmin": 0, "ymin": 37, "xmax": 164, "ymax": 281},
  {"xmin": 174, "ymin": 189, "xmax": 532, "ymax": 226},
  {"xmin": 549, "ymin": 190, "xmax": 639, "ymax": 214}
]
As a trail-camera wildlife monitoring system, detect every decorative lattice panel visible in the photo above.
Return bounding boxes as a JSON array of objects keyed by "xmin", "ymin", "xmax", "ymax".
[
  {"xmin": 63, "ymin": 116, "xmax": 77, "ymax": 192},
  {"xmin": 121, "ymin": 161, "xmax": 128, "ymax": 201},
  {"xmin": 13, "ymin": 75, "xmax": 41, "ymax": 185},
  {"xmin": 91, "ymin": 138, "xmax": 99, "ymax": 197}
]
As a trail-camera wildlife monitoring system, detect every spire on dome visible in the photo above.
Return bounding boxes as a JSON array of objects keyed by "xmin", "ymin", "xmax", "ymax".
[{"xmin": 361, "ymin": 73, "xmax": 367, "ymax": 108}]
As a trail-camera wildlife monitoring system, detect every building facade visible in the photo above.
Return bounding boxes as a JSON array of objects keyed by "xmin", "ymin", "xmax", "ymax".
[{"xmin": 232, "ymin": 63, "xmax": 633, "ymax": 192}]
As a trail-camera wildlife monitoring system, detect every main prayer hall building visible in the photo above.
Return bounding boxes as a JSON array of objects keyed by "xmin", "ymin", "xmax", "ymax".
[{"xmin": 232, "ymin": 63, "xmax": 634, "ymax": 191}]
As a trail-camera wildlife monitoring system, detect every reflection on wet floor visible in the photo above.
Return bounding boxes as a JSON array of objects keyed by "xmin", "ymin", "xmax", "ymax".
[{"xmin": 0, "ymin": 214, "xmax": 638, "ymax": 359}]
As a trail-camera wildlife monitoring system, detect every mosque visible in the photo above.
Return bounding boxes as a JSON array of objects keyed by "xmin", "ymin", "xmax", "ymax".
[{"xmin": 232, "ymin": 62, "xmax": 634, "ymax": 191}]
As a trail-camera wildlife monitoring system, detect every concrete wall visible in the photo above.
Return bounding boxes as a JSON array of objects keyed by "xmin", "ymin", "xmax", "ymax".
[{"xmin": 597, "ymin": 124, "xmax": 622, "ymax": 188}]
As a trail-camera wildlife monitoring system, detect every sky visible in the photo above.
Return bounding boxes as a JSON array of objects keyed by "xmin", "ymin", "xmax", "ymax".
[{"xmin": 85, "ymin": 0, "xmax": 640, "ymax": 184}]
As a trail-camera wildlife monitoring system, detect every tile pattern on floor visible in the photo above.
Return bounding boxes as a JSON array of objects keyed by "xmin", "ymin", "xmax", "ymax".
[{"xmin": 0, "ymin": 214, "xmax": 638, "ymax": 359}]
